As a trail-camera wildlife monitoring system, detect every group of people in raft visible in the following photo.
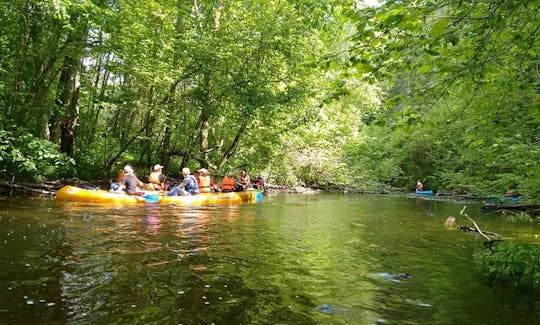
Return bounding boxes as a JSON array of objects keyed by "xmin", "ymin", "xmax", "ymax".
[{"xmin": 111, "ymin": 163, "xmax": 265, "ymax": 196}]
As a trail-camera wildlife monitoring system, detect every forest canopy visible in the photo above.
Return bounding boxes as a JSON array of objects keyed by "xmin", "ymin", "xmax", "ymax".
[{"xmin": 0, "ymin": 0, "xmax": 538, "ymax": 200}]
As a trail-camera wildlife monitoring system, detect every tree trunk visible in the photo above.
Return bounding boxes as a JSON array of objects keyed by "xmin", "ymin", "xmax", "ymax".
[
  {"xmin": 199, "ymin": 109, "xmax": 211, "ymax": 164},
  {"xmin": 217, "ymin": 118, "xmax": 249, "ymax": 170},
  {"xmin": 32, "ymin": 58, "xmax": 61, "ymax": 139},
  {"xmin": 161, "ymin": 125, "xmax": 172, "ymax": 168},
  {"xmin": 9, "ymin": 4, "xmax": 30, "ymax": 124},
  {"xmin": 55, "ymin": 14, "xmax": 88, "ymax": 157},
  {"xmin": 57, "ymin": 55, "xmax": 81, "ymax": 157},
  {"xmin": 141, "ymin": 109, "xmax": 156, "ymax": 166}
]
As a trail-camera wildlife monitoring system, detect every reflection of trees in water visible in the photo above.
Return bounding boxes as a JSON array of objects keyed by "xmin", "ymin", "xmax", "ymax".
[
  {"xmin": 0, "ymin": 205, "xmax": 71, "ymax": 323},
  {"xmin": 169, "ymin": 206, "xmax": 242, "ymax": 272},
  {"xmin": 175, "ymin": 207, "xmax": 223, "ymax": 258},
  {"xmin": 14, "ymin": 203, "xmax": 249, "ymax": 322},
  {"xmin": 140, "ymin": 204, "xmax": 161, "ymax": 237}
]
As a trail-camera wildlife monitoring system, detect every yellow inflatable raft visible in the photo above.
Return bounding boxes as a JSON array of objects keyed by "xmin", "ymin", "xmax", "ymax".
[{"xmin": 55, "ymin": 185, "xmax": 263, "ymax": 205}]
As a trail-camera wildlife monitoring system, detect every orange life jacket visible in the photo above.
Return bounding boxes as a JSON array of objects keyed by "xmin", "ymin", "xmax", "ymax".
[
  {"xmin": 198, "ymin": 175, "xmax": 212, "ymax": 193},
  {"xmin": 148, "ymin": 171, "xmax": 165, "ymax": 190},
  {"xmin": 221, "ymin": 176, "xmax": 235, "ymax": 192}
]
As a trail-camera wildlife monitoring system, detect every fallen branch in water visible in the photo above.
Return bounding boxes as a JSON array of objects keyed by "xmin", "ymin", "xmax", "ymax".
[
  {"xmin": 459, "ymin": 206, "xmax": 502, "ymax": 249},
  {"xmin": 459, "ymin": 225, "xmax": 501, "ymax": 238},
  {"xmin": 0, "ymin": 181, "xmax": 56, "ymax": 197}
]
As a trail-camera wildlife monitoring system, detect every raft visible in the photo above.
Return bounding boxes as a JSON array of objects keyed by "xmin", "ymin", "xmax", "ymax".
[
  {"xmin": 415, "ymin": 189, "xmax": 433, "ymax": 195},
  {"xmin": 55, "ymin": 185, "xmax": 263, "ymax": 205}
]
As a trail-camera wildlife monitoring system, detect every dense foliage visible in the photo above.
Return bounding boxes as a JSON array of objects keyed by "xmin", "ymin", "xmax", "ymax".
[
  {"xmin": 479, "ymin": 241, "xmax": 540, "ymax": 289},
  {"xmin": 0, "ymin": 0, "xmax": 538, "ymax": 200},
  {"xmin": 0, "ymin": 118, "xmax": 75, "ymax": 181},
  {"xmin": 334, "ymin": 0, "xmax": 540, "ymax": 197}
]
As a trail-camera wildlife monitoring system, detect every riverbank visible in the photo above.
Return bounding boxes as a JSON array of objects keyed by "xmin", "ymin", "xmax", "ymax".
[
  {"xmin": 0, "ymin": 179, "xmax": 322, "ymax": 199},
  {"xmin": 1, "ymin": 180, "xmax": 536, "ymax": 209}
]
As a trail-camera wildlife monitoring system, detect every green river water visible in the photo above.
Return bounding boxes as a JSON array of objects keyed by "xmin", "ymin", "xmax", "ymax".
[{"xmin": 1, "ymin": 193, "xmax": 540, "ymax": 324}]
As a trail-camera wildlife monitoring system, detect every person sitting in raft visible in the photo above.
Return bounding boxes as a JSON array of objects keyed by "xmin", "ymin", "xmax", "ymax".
[
  {"xmin": 114, "ymin": 165, "xmax": 145, "ymax": 195},
  {"xmin": 196, "ymin": 168, "xmax": 218, "ymax": 193},
  {"xmin": 147, "ymin": 164, "xmax": 168, "ymax": 191},
  {"xmin": 236, "ymin": 170, "xmax": 251, "ymax": 191},
  {"xmin": 110, "ymin": 163, "xmax": 144, "ymax": 191},
  {"xmin": 166, "ymin": 167, "xmax": 199, "ymax": 196},
  {"xmin": 416, "ymin": 180, "xmax": 423, "ymax": 191},
  {"xmin": 110, "ymin": 165, "xmax": 127, "ymax": 191},
  {"xmin": 220, "ymin": 171, "xmax": 236, "ymax": 193},
  {"xmin": 254, "ymin": 175, "xmax": 266, "ymax": 191}
]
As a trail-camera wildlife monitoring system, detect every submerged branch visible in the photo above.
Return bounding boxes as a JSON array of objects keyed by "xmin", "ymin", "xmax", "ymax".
[{"xmin": 459, "ymin": 206, "xmax": 501, "ymax": 245}]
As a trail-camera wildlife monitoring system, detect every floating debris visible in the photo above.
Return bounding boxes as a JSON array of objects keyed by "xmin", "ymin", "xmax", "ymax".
[
  {"xmin": 370, "ymin": 272, "xmax": 411, "ymax": 283},
  {"xmin": 315, "ymin": 303, "xmax": 351, "ymax": 314}
]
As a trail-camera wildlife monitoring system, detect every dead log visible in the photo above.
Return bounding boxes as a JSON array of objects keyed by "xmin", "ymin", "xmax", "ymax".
[
  {"xmin": 459, "ymin": 225, "xmax": 501, "ymax": 238},
  {"xmin": 459, "ymin": 206, "xmax": 502, "ymax": 249},
  {"xmin": 0, "ymin": 181, "xmax": 57, "ymax": 197}
]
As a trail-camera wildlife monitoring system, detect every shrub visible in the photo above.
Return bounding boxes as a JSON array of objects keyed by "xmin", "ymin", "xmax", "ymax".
[
  {"xmin": 479, "ymin": 241, "xmax": 540, "ymax": 289},
  {"xmin": 0, "ymin": 119, "xmax": 75, "ymax": 181}
]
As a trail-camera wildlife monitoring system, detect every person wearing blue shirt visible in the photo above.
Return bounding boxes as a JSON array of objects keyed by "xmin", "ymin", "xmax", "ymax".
[{"xmin": 166, "ymin": 167, "xmax": 199, "ymax": 196}]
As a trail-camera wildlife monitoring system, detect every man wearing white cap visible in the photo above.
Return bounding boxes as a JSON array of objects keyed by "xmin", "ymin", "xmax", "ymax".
[
  {"xmin": 166, "ymin": 167, "xmax": 199, "ymax": 196},
  {"xmin": 148, "ymin": 164, "xmax": 167, "ymax": 191},
  {"xmin": 115, "ymin": 164, "xmax": 144, "ymax": 195}
]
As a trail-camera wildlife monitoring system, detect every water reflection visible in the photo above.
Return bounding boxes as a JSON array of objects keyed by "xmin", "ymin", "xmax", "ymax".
[
  {"xmin": 140, "ymin": 204, "xmax": 161, "ymax": 237},
  {"xmin": 2, "ymin": 195, "xmax": 540, "ymax": 324}
]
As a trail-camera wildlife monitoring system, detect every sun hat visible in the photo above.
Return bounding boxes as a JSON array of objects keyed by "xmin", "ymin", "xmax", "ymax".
[
  {"xmin": 123, "ymin": 165, "xmax": 134, "ymax": 175},
  {"xmin": 181, "ymin": 167, "xmax": 190, "ymax": 175},
  {"xmin": 153, "ymin": 164, "xmax": 164, "ymax": 171},
  {"xmin": 197, "ymin": 168, "xmax": 208, "ymax": 174}
]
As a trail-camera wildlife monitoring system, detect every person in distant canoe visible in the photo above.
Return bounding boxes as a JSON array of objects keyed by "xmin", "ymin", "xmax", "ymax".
[
  {"xmin": 416, "ymin": 180, "xmax": 424, "ymax": 191},
  {"xmin": 115, "ymin": 165, "xmax": 145, "ymax": 195},
  {"xmin": 147, "ymin": 164, "xmax": 168, "ymax": 191},
  {"xmin": 197, "ymin": 168, "xmax": 218, "ymax": 193},
  {"xmin": 504, "ymin": 189, "xmax": 521, "ymax": 198},
  {"xmin": 236, "ymin": 170, "xmax": 251, "ymax": 191},
  {"xmin": 220, "ymin": 171, "xmax": 236, "ymax": 193},
  {"xmin": 166, "ymin": 167, "xmax": 199, "ymax": 196}
]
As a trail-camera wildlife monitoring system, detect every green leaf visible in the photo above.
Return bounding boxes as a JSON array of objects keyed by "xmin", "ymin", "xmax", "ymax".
[
  {"xmin": 424, "ymin": 48, "xmax": 440, "ymax": 56},
  {"xmin": 378, "ymin": 8, "xmax": 404, "ymax": 26},
  {"xmin": 431, "ymin": 18, "xmax": 448, "ymax": 38}
]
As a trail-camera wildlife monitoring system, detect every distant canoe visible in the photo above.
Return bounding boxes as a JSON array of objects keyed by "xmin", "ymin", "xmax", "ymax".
[
  {"xmin": 484, "ymin": 196, "xmax": 523, "ymax": 204},
  {"xmin": 481, "ymin": 203, "xmax": 540, "ymax": 216},
  {"xmin": 415, "ymin": 189, "xmax": 433, "ymax": 195}
]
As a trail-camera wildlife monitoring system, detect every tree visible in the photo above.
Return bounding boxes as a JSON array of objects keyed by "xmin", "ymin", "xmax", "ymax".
[{"xmin": 336, "ymin": 0, "xmax": 540, "ymax": 197}]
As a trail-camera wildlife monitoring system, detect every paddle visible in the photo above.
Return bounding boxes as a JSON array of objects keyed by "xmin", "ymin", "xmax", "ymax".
[
  {"xmin": 141, "ymin": 193, "xmax": 160, "ymax": 203},
  {"xmin": 131, "ymin": 192, "xmax": 160, "ymax": 203}
]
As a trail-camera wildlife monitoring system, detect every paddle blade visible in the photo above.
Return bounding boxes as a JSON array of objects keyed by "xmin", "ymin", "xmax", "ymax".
[{"xmin": 142, "ymin": 194, "xmax": 160, "ymax": 203}]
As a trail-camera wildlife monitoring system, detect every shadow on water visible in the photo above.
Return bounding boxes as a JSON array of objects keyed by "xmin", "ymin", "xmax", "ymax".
[{"xmin": 0, "ymin": 194, "xmax": 539, "ymax": 324}]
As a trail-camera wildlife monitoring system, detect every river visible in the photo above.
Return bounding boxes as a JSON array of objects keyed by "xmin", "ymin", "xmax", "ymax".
[{"xmin": 1, "ymin": 193, "xmax": 539, "ymax": 324}]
